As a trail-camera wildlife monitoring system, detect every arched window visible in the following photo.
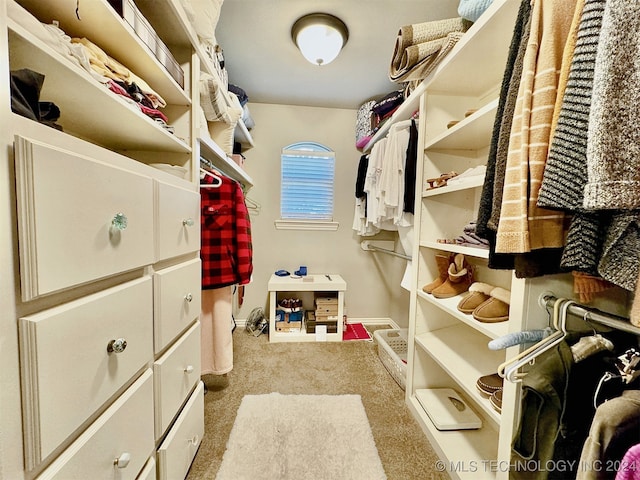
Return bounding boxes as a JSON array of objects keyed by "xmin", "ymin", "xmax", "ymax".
[{"xmin": 280, "ymin": 142, "xmax": 335, "ymax": 221}]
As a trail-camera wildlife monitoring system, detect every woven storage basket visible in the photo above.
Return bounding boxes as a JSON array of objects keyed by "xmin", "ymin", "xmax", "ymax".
[{"xmin": 374, "ymin": 329, "xmax": 408, "ymax": 390}]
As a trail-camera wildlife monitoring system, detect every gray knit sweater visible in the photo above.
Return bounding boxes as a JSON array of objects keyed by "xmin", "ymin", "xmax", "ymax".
[{"xmin": 583, "ymin": 0, "xmax": 640, "ymax": 210}]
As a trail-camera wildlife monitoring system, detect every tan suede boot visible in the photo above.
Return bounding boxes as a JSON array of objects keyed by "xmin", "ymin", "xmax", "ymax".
[
  {"xmin": 422, "ymin": 254, "xmax": 452, "ymax": 294},
  {"xmin": 432, "ymin": 253, "xmax": 473, "ymax": 299}
]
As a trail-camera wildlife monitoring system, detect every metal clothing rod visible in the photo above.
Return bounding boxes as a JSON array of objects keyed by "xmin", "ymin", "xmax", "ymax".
[
  {"xmin": 366, "ymin": 245, "xmax": 411, "ymax": 261},
  {"xmin": 542, "ymin": 294, "xmax": 640, "ymax": 336}
]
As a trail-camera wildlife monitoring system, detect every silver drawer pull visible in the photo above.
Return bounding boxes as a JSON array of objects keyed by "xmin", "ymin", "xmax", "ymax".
[
  {"xmin": 184, "ymin": 365, "xmax": 194, "ymax": 374},
  {"xmin": 111, "ymin": 213, "xmax": 128, "ymax": 231},
  {"xmin": 107, "ymin": 338, "xmax": 127, "ymax": 354},
  {"xmin": 184, "ymin": 293, "xmax": 193, "ymax": 302},
  {"xmin": 113, "ymin": 452, "xmax": 131, "ymax": 468},
  {"xmin": 182, "ymin": 218, "xmax": 195, "ymax": 227}
]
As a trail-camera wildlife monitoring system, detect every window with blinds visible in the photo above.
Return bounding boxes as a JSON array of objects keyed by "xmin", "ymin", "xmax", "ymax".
[{"xmin": 280, "ymin": 142, "xmax": 335, "ymax": 220}]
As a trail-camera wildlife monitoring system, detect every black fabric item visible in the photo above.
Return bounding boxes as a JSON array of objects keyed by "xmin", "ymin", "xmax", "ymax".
[
  {"xmin": 371, "ymin": 90, "xmax": 404, "ymax": 117},
  {"xmin": 10, "ymin": 68, "xmax": 44, "ymax": 121},
  {"xmin": 403, "ymin": 119, "xmax": 418, "ymax": 214},
  {"xmin": 355, "ymin": 154, "xmax": 368, "ymax": 198},
  {"xmin": 514, "ymin": 248, "xmax": 564, "ymax": 278},
  {"xmin": 228, "ymin": 84, "xmax": 249, "ymax": 106},
  {"xmin": 10, "ymin": 69, "xmax": 62, "ymax": 130}
]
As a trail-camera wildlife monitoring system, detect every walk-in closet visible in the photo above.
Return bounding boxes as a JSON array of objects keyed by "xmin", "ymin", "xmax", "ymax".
[{"xmin": 1, "ymin": 0, "xmax": 639, "ymax": 479}]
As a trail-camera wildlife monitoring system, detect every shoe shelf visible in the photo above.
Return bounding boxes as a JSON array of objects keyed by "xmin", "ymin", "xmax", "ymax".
[
  {"xmin": 422, "ymin": 177, "xmax": 485, "ymax": 198},
  {"xmin": 406, "ymin": 392, "xmax": 499, "ymax": 480},
  {"xmin": 424, "ymin": 98, "xmax": 499, "ymax": 152},
  {"xmin": 419, "ymin": 242, "xmax": 490, "ymax": 260},
  {"xmin": 416, "ymin": 291, "xmax": 509, "ymax": 340},
  {"xmin": 414, "ymin": 323, "xmax": 503, "ymax": 426}
]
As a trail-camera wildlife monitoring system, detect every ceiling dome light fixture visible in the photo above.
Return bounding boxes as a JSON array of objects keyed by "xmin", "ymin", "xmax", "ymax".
[{"xmin": 291, "ymin": 13, "xmax": 349, "ymax": 66}]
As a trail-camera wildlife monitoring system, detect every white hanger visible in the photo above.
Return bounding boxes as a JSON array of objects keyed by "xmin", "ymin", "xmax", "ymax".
[
  {"xmin": 498, "ymin": 298, "xmax": 574, "ymax": 383},
  {"xmin": 200, "ymin": 167, "xmax": 222, "ymax": 188}
]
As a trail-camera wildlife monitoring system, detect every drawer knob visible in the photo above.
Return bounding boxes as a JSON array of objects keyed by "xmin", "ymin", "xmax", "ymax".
[
  {"xmin": 184, "ymin": 365, "xmax": 195, "ymax": 374},
  {"xmin": 107, "ymin": 338, "xmax": 127, "ymax": 354},
  {"xmin": 184, "ymin": 293, "xmax": 193, "ymax": 302},
  {"xmin": 111, "ymin": 213, "xmax": 128, "ymax": 231},
  {"xmin": 113, "ymin": 452, "xmax": 131, "ymax": 468},
  {"xmin": 189, "ymin": 435, "xmax": 199, "ymax": 446},
  {"xmin": 182, "ymin": 218, "xmax": 195, "ymax": 227}
]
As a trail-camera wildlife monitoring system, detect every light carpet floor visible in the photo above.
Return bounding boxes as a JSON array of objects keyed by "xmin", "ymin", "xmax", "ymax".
[
  {"xmin": 186, "ymin": 326, "xmax": 448, "ymax": 480},
  {"xmin": 215, "ymin": 393, "xmax": 387, "ymax": 480}
]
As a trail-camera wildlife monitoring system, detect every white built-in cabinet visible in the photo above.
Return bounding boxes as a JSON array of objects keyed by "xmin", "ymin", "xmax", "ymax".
[
  {"xmin": 0, "ymin": 0, "xmax": 252, "ymax": 478},
  {"xmin": 363, "ymin": 1, "xmax": 581, "ymax": 478}
]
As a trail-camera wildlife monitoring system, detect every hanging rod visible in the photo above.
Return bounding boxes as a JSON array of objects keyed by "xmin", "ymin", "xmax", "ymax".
[
  {"xmin": 540, "ymin": 293, "xmax": 640, "ymax": 336},
  {"xmin": 361, "ymin": 241, "xmax": 411, "ymax": 260}
]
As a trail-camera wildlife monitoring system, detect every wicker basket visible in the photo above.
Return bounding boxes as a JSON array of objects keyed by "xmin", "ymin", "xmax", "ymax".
[{"xmin": 374, "ymin": 329, "xmax": 408, "ymax": 390}]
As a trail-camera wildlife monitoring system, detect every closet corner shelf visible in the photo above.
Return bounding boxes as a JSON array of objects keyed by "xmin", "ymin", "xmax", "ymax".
[
  {"xmin": 234, "ymin": 120, "xmax": 255, "ymax": 149},
  {"xmin": 416, "ymin": 290, "xmax": 509, "ymax": 340},
  {"xmin": 425, "ymin": 0, "xmax": 521, "ymax": 97},
  {"xmin": 424, "ymin": 98, "xmax": 499, "ymax": 151},
  {"xmin": 419, "ymin": 241, "xmax": 490, "ymax": 260},
  {"xmin": 422, "ymin": 176, "xmax": 485, "ymax": 198},
  {"xmin": 8, "ymin": 23, "xmax": 191, "ymax": 153},
  {"xmin": 198, "ymin": 136, "xmax": 253, "ymax": 188},
  {"xmin": 14, "ymin": 0, "xmax": 191, "ymax": 106}
]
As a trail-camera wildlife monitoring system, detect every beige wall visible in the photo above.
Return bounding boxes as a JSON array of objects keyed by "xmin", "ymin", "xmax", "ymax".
[{"xmin": 237, "ymin": 103, "xmax": 410, "ymax": 326}]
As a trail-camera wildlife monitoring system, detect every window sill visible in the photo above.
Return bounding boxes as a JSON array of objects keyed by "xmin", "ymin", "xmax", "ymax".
[{"xmin": 274, "ymin": 220, "xmax": 339, "ymax": 231}]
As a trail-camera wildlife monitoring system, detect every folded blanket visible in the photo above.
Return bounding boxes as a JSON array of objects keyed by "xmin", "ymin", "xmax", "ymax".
[
  {"xmin": 200, "ymin": 72, "xmax": 231, "ymax": 123},
  {"xmin": 389, "ymin": 17, "xmax": 469, "ymax": 83}
]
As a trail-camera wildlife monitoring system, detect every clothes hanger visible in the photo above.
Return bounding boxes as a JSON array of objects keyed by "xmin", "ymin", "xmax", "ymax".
[
  {"xmin": 497, "ymin": 298, "xmax": 573, "ymax": 382},
  {"xmin": 200, "ymin": 167, "xmax": 222, "ymax": 187}
]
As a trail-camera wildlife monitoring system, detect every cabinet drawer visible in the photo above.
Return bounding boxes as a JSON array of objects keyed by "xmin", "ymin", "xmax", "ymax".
[
  {"xmin": 154, "ymin": 258, "xmax": 201, "ymax": 353},
  {"xmin": 157, "ymin": 381, "xmax": 204, "ymax": 480},
  {"xmin": 20, "ymin": 277, "xmax": 153, "ymax": 468},
  {"xmin": 14, "ymin": 135, "xmax": 155, "ymax": 301},
  {"xmin": 156, "ymin": 180, "xmax": 200, "ymax": 261},
  {"xmin": 36, "ymin": 369, "xmax": 155, "ymax": 480},
  {"xmin": 136, "ymin": 457, "xmax": 156, "ymax": 480},
  {"xmin": 153, "ymin": 322, "xmax": 201, "ymax": 439}
]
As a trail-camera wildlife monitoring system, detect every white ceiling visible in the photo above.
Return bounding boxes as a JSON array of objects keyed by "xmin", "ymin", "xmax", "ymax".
[{"xmin": 215, "ymin": 0, "xmax": 460, "ymax": 110}]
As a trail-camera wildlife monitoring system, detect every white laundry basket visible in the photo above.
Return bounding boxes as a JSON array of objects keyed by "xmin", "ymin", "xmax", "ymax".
[{"xmin": 374, "ymin": 328, "xmax": 408, "ymax": 390}]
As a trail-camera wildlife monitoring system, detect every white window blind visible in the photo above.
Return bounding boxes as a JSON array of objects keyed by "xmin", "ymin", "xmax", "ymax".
[{"xmin": 281, "ymin": 142, "xmax": 335, "ymax": 220}]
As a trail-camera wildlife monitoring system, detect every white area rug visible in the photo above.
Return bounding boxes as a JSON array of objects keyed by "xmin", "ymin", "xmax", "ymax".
[{"xmin": 215, "ymin": 392, "xmax": 387, "ymax": 480}]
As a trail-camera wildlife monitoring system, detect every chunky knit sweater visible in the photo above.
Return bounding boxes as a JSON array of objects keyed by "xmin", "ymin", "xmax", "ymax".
[{"xmin": 583, "ymin": 0, "xmax": 640, "ymax": 210}]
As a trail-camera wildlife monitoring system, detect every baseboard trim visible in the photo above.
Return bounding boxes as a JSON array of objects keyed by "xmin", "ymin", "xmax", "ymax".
[{"xmin": 235, "ymin": 317, "xmax": 401, "ymax": 330}]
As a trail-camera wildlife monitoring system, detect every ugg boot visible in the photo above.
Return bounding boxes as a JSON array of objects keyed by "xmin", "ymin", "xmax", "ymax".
[
  {"xmin": 422, "ymin": 254, "xmax": 452, "ymax": 294},
  {"xmin": 432, "ymin": 253, "xmax": 473, "ymax": 299}
]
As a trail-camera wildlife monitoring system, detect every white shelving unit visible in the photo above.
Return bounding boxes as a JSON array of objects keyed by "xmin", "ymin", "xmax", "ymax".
[
  {"xmin": 267, "ymin": 274, "xmax": 346, "ymax": 343},
  {"xmin": 361, "ymin": 2, "xmax": 575, "ymax": 478}
]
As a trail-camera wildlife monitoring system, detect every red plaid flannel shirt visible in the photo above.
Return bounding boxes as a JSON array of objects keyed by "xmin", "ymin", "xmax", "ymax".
[{"xmin": 200, "ymin": 175, "xmax": 253, "ymax": 289}]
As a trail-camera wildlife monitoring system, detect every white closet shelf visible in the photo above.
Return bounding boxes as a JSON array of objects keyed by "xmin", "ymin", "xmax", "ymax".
[
  {"xmin": 425, "ymin": 98, "xmax": 499, "ymax": 151},
  {"xmin": 414, "ymin": 324, "xmax": 504, "ymax": 426},
  {"xmin": 419, "ymin": 241, "xmax": 490, "ymax": 260},
  {"xmin": 199, "ymin": 136, "xmax": 253, "ymax": 188},
  {"xmin": 422, "ymin": 177, "xmax": 485, "ymax": 198},
  {"xmin": 416, "ymin": 291, "xmax": 510, "ymax": 340},
  {"xmin": 407, "ymin": 394, "xmax": 498, "ymax": 480},
  {"xmin": 135, "ymin": 0, "xmax": 194, "ymax": 48},
  {"xmin": 234, "ymin": 120, "xmax": 255, "ymax": 149},
  {"xmin": 15, "ymin": 0, "xmax": 190, "ymax": 106},
  {"xmin": 425, "ymin": 0, "xmax": 521, "ymax": 97},
  {"xmin": 9, "ymin": 24, "xmax": 191, "ymax": 153}
]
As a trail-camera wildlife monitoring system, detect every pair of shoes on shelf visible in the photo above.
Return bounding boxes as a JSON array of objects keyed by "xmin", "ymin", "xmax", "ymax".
[
  {"xmin": 457, "ymin": 282, "xmax": 510, "ymax": 323},
  {"xmin": 426, "ymin": 171, "xmax": 459, "ymax": 189},
  {"xmin": 278, "ymin": 298, "xmax": 302, "ymax": 311},
  {"xmin": 445, "ymin": 109, "xmax": 478, "ymax": 129},
  {"xmin": 476, "ymin": 373, "xmax": 503, "ymax": 413},
  {"xmin": 422, "ymin": 253, "xmax": 473, "ymax": 299}
]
